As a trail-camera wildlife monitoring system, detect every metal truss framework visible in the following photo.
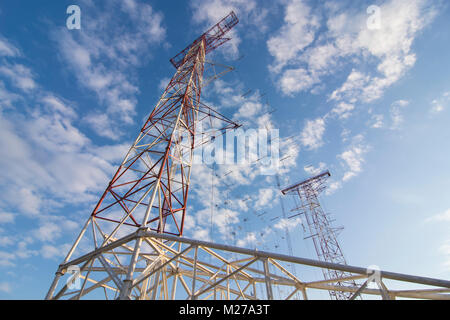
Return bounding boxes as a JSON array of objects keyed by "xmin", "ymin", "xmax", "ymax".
[
  {"xmin": 45, "ymin": 230, "xmax": 450, "ymax": 300},
  {"xmin": 87, "ymin": 11, "xmax": 239, "ymax": 238},
  {"xmin": 281, "ymin": 171, "xmax": 358, "ymax": 300},
  {"xmin": 46, "ymin": 12, "xmax": 240, "ymax": 300}
]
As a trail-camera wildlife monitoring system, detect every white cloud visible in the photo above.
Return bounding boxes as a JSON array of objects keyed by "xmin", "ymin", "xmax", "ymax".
[
  {"xmin": 328, "ymin": 0, "xmax": 434, "ymax": 103},
  {"xmin": 57, "ymin": 32, "xmax": 138, "ymax": 126},
  {"xmin": 254, "ymin": 188, "xmax": 276, "ymax": 209},
  {"xmin": 183, "ymin": 211, "xmax": 196, "ymax": 231},
  {"xmin": 235, "ymin": 101, "xmax": 263, "ymax": 119},
  {"xmin": 32, "ymin": 222, "xmax": 62, "ymax": 243},
  {"xmin": 430, "ymin": 91, "xmax": 450, "ymax": 114},
  {"xmin": 0, "ymin": 25, "xmax": 171, "ymax": 269},
  {"xmin": 325, "ymin": 180, "xmax": 342, "ymax": 196},
  {"xmin": 15, "ymin": 241, "xmax": 38, "ymax": 259},
  {"xmin": 278, "ymin": 68, "xmax": 319, "ymax": 96},
  {"xmin": 230, "ymin": 89, "xmax": 271, "ymax": 131},
  {"xmin": 0, "ymin": 212, "xmax": 14, "ymax": 224},
  {"xmin": 274, "ymin": 217, "xmax": 301, "ymax": 231},
  {"xmin": 228, "ymin": 198, "xmax": 249, "ymax": 212},
  {"xmin": 41, "ymin": 243, "xmax": 72, "ymax": 259},
  {"xmin": 329, "ymin": 70, "xmax": 370, "ymax": 103},
  {"xmin": 48, "ymin": 153, "xmax": 112, "ymax": 196},
  {"xmin": 304, "ymin": 162, "xmax": 327, "ymax": 176},
  {"xmin": 0, "ymin": 282, "xmax": 12, "ymax": 294},
  {"xmin": 427, "ymin": 209, "xmax": 450, "ymax": 223},
  {"xmin": 16, "ymin": 188, "xmax": 41, "ymax": 216},
  {"xmin": 0, "ymin": 89, "xmax": 128, "ymax": 215},
  {"xmin": 440, "ymin": 242, "xmax": 450, "ymax": 255},
  {"xmin": 237, "ymin": 231, "xmax": 258, "ymax": 247},
  {"xmin": 30, "ymin": 215, "xmax": 80, "ymax": 246},
  {"xmin": 341, "ymin": 128, "xmax": 351, "ymax": 142},
  {"xmin": 390, "ymin": 99, "xmax": 409, "ymax": 129},
  {"xmin": 0, "ymin": 240, "xmax": 38, "ymax": 266},
  {"xmin": 191, "ymin": 227, "xmax": 211, "ymax": 241},
  {"xmin": 26, "ymin": 111, "xmax": 89, "ymax": 153},
  {"xmin": 94, "ymin": 143, "xmax": 130, "ymax": 163},
  {"xmin": 0, "ymin": 81, "xmax": 21, "ymax": 109},
  {"xmin": 267, "ymin": 0, "xmax": 436, "ymax": 117},
  {"xmin": 83, "ymin": 113, "xmax": 122, "ymax": 140},
  {"xmin": 267, "ymin": 0, "xmax": 319, "ymax": 73},
  {"xmin": 371, "ymin": 114, "xmax": 384, "ymax": 129},
  {"xmin": 54, "ymin": 0, "xmax": 166, "ymax": 136},
  {"xmin": 0, "ymin": 36, "xmax": 20, "ymax": 57},
  {"xmin": 189, "ymin": 165, "xmax": 242, "ymax": 240},
  {"xmin": 266, "ymin": 0, "xmax": 323, "ymax": 94},
  {"xmin": 0, "ymin": 63, "xmax": 36, "ymax": 92},
  {"xmin": 278, "ymin": 138, "xmax": 300, "ymax": 174},
  {"xmin": 0, "ymin": 236, "xmax": 14, "ymax": 247},
  {"xmin": 0, "ymin": 115, "xmax": 46, "ymax": 215},
  {"xmin": 300, "ymin": 118, "xmax": 326, "ymax": 150},
  {"xmin": 41, "ymin": 95, "xmax": 77, "ymax": 119},
  {"xmin": 431, "ymin": 103, "xmax": 444, "ymax": 114},
  {"xmin": 158, "ymin": 77, "xmax": 171, "ymax": 92},
  {"xmin": 331, "ymin": 102, "xmax": 355, "ymax": 119},
  {"xmin": 0, "ymin": 251, "xmax": 16, "ymax": 267},
  {"xmin": 196, "ymin": 207, "xmax": 240, "ymax": 237},
  {"xmin": 338, "ymin": 141, "xmax": 369, "ymax": 182},
  {"xmin": 0, "ymin": 71, "xmax": 121, "ymax": 213},
  {"xmin": 190, "ymin": 165, "xmax": 221, "ymax": 204}
]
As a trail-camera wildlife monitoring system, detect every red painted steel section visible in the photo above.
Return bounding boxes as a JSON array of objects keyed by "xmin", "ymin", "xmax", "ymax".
[
  {"xmin": 89, "ymin": 12, "xmax": 239, "ymax": 237},
  {"xmin": 170, "ymin": 11, "xmax": 239, "ymax": 68}
]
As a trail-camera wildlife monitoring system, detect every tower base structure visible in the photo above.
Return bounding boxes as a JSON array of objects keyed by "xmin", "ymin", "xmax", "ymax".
[{"xmin": 45, "ymin": 229, "xmax": 450, "ymax": 300}]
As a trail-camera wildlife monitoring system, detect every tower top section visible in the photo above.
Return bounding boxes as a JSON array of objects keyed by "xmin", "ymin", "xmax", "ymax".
[
  {"xmin": 170, "ymin": 11, "xmax": 239, "ymax": 68},
  {"xmin": 281, "ymin": 170, "xmax": 331, "ymax": 195}
]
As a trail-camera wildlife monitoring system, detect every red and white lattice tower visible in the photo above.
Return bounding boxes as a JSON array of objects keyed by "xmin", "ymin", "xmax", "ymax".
[
  {"xmin": 46, "ymin": 12, "xmax": 239, "ymax": 300},
  {"xmin": 281, "ymin": 171, "xmax": 358, "ymax": 300}
]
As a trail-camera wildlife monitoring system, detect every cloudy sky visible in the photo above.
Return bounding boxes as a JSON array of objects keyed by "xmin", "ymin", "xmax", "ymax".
[{"xmin": 0, "ymin": 0, "xmax": 449, "ymax": 299}]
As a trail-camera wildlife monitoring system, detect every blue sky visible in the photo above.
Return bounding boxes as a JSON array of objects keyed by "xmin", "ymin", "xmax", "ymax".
[{"xmin": 0, "ymin": 0, "xmax": 449, "ymax": 299}]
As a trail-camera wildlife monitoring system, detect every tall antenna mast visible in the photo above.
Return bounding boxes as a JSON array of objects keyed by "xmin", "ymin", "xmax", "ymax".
[
  {"xmin": 46, "ymin": 11, "xmax": 239, "ymax": 300},
  {"xmin": 281, "ymin": 170, "xmax": 358, "ymax": 300}
]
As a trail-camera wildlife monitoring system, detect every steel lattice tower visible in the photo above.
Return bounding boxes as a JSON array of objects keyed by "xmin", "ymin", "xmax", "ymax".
[
  {"xmin": 281, "ymin": 171, "xmax": 358, "ymax": 300},
  {"xmin": 46, "ymin": 12, "xmax": 240, "ymax": 300}
]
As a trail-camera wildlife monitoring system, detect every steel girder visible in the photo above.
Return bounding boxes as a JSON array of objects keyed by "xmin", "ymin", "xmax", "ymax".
[{"xmin": 46, "ymin": 229, "xmax": 450, "ymax": 300}]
